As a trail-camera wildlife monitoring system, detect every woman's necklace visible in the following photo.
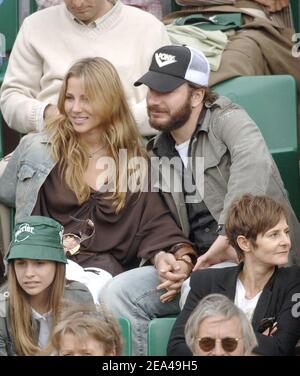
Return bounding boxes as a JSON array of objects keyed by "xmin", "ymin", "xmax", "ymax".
[{"xmin": 87, "ymin": 146, "xmax": 105, "ymax": 160}]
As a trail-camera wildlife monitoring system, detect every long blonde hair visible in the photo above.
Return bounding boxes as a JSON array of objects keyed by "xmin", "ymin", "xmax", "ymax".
[
  {"xmin": 8, "ymin": 262, "xmax": 66, "ymax": 356},
  {"xmin": 46, "ymin": 57, "xmax": 148, "ymax": 213}
]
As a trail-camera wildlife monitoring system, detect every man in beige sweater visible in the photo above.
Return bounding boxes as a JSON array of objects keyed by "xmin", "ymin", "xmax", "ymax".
[{"xmin": 0, "ymin": 0, "xmax": 170, "ymax": 136}]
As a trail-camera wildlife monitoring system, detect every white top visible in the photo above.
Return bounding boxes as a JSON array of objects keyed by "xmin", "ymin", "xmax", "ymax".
[
  {"xmin": 234, "ymin": 279, "xmax": 262, "ymax": 321},
  {"xmin": 66, "ymin": 259, "xmax": 112, "ymax": 305},
  {"xmin": 0, "ymin": 1, "xmax": 170, "ymax": 135},
  {"xmin": 175, "ymin": 140, "xmax": 190, "ymax": 168},
  {"xmin": 31, "ymin": 309, "xmax": 52, "ymax": 348}
]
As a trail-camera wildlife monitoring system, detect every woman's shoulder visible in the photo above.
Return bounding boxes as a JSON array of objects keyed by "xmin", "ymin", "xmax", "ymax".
[
  {"xmin": 17, "ymin": 132, "xmax": 50, "ymax": 153},
  {"xmin": 190, "ymin": 265, "xmax": 238, "ymax": 286},
  {"xmin": 276, "ymin": 265, "xmax": 300, "ymax": 281},
  {"xmin": 0, "ymin": 291, "xmax": 9, "ymax": 318},
  {"xmin": 65, "ymin": 279, "xmax": 89, "ymax": 291},
  {"xmin": 64, "ymin": 280, "xmax": 94, "ymax": 305},
  {"xmin": 16, "ymin": 132, "xmax": 52, "ymax": 163},
  {"xmin": 20, "ymin": 132, "xmax": 49, "ymax": 146}
]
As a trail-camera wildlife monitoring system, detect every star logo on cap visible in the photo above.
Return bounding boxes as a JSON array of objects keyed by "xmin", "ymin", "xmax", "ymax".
[{"xmin": 155, "ymin": 52, "xmax": 177, "ymax": 68}]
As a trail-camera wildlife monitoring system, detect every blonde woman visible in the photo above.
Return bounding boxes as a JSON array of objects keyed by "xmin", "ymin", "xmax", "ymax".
[
  {"xmin": 0, "ymin": 57, "xmax": 197, "ymax": 355},
  {"xmin": 0, "ymin": 56, "xmax": 193, "ymax": 275},
  {"xmin": 0, "ymin": 216, "xmax": 93, "ymax": 356}
]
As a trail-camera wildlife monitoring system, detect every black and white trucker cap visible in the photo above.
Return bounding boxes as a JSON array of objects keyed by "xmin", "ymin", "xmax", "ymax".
[{"xmin": 134, "ymin": 45, "xmax": 210, "ymax": 93}]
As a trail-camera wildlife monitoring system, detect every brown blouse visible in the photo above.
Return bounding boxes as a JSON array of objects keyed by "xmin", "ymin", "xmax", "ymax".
[{"xmin": 32, "ymin": 165, "xmax": 189, "ymax": 276}]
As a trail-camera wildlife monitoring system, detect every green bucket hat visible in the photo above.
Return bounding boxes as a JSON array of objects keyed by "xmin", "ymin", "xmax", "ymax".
[{"xmin": 6, "ymin": 216, "xmax": 67, "ymax": 264}]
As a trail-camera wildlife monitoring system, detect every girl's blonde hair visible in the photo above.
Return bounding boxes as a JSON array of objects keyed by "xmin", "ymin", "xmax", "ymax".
[
  {"xmin": 8, "ymin": 262, "xmax": 66, "ymax": 355},
  {"xmin": 50, "ymin": 302, "xmax": 122, "ymax": 356},
  {"xmin": 46, "ymin": 57, "xmax": 148, "ymax": 213}
]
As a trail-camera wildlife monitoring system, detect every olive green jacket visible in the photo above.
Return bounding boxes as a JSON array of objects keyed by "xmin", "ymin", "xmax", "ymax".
[{"xmin": 147, "ymin": 96, "xmax": 300, "ymax": 265}]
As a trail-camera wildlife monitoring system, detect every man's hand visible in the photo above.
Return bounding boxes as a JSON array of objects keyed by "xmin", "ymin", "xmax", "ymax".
[
  {"xmin": 193, "ymin": 235, "xmax": 239, "ymax": 271},
  {"xmin": 155, "ymin": 252, "xmax": 190, "ymax": 303},
  {"xmin": 253, "ymin": 0, "xmax": 289, "ymax": 12},
  {"xmin": 44, "ymin": 104, "xmax": 59, "ymax": 120}
]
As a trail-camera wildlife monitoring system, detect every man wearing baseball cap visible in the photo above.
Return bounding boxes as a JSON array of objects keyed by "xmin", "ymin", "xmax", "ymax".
[
  {"xmin": 134, "ymin": 44, "xmax": 299, "ymax": 267},
  {"xmin": 102, "ymin": 44, "xmax": 300, "ymax": 356}
]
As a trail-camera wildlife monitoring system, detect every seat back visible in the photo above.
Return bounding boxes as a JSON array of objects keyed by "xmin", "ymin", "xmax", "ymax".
[
  {"xmin": 118, "ymin": 316, "xmax": 132, "ymax": 356},
  {"xmin": 0, "ymin": 116, "xmax": 3, "ymax": 159},
  {"xmin": 213, "ymin": 75, "xmax": 300, "ymax": 220},
  {"xmin": 0, "ymin": 0, "xmax": 12, "ymax": 158},
  {"xmin": 147, "ymin": 317, "xmax": 176, "ymax": 356},
  {"xmin": 0, "ymin": 0, "xmax": 19, "ymax": 53},
  {"xmin": 291, "ymin": 0, "xmax": 300, "ymax": 32},
  {"xmin": 0, "ymin": 59, "xmax": 7, "ymax": 159}
]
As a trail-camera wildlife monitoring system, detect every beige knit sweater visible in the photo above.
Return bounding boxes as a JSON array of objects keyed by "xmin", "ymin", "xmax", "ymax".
[{"xmin": 0, "ymin": 1, "xmax": 170, "ymax": 135}]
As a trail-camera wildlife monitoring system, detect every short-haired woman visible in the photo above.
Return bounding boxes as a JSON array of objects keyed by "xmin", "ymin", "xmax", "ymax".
[{"xmin": 168, "ymin": 194, "xmax": 300, "ymax": 356}]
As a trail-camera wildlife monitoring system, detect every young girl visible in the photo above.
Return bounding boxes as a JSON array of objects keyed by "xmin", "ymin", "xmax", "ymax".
[
  {"xmin": 0, "ymin": 216, "xmax": 93, "ymax": 356},
  {"xmin": 50, "ymin": 302, "xmax": 122, "ymax": 356}
]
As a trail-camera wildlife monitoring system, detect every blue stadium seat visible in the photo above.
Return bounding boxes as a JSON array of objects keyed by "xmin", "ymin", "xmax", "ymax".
[
  {"xmin": 147, "ymin": 317, "xmax": 176, "ymax": 356},
  {"xmin": 0, "ymin": 58, "xmax": 8, "ymax": 159},
  {"xmin": 291, "ymin": 0, "xmax": 300, "ymax": 32},
  {"xmin": 213, "ymin": 75, "xmax": 300, "ymax": 220},
  {"xmin": 118, "ymin": 316, "xmax": 132, "ymax": 356},
  {"xmin": 0, "ymin": 0, "xmax": 19, "ymax": 53}
]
